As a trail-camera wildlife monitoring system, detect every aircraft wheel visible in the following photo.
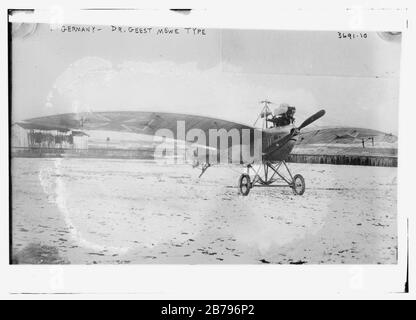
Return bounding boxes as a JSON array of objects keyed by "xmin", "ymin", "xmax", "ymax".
[
  {"xmin": 292, "ymin": 174, "xmax": 305, "ymax": 195},
  {"xmin": 238, "ymin": 174, "xmax": 251, "ymax": 196}
]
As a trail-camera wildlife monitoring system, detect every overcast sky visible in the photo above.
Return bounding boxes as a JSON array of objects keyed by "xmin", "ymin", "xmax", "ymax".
[{"xmin": 12, "ymin": 23, "xmax": 401, "ymax": 133}]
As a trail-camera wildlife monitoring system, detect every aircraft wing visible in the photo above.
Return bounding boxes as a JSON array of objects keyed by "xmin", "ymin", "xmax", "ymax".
[
  {"xmin": 296, "ymin": 127, "xmax": 398, "ymax": 145},
  {"xmin": 22, "ymin": 111, "xmax": 261, "ymax": 147}
]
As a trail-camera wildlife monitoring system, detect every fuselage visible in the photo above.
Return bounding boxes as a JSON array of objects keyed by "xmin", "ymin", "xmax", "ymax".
[{"xmin": 262, "ymin": 124, "xmax": 298, "ymax": 162}]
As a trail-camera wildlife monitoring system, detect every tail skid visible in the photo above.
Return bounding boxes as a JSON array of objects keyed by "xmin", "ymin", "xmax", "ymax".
[{"xmin": 198, "ymin": 163, "xmax": 211, "ymax": 178}]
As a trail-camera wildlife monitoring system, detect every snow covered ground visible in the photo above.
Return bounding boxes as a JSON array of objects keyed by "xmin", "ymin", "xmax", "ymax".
[{"xmin": 11, "ymin": 158, "xmax": 397, "ymax": 264}]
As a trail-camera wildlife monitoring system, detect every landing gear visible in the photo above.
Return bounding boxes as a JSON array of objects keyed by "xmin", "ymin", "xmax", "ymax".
[
  {"xmin": 239, "ymin": 161, "xmax": 305, "ymax": 196},
  {"xmin": 238, "ymin": 174, "xmax": 251, "ymax": 196},
  {"xmin": 291, "ymin": 174, "xmax": 305, "ymax": 195}
]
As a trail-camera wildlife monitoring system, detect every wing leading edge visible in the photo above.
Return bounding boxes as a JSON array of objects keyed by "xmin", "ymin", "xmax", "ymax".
[{"xmin": 22, "ymin": 111, "xmax": 263, "ymax": 148}]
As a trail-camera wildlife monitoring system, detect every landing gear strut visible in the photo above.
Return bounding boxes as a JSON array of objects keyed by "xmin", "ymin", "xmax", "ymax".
[{"xmin": 238, "ymin": 161, "xmax": 305, "ymax": 196}]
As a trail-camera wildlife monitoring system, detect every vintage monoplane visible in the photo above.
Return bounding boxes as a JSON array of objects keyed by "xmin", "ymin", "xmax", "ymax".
[
  {"xmin": 230, "ymin": 101, "xmax": 325, "ymax": 196},
  {"xmin": 20, "ymin": 101, "xmax": 325, "ymax": 196}
]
